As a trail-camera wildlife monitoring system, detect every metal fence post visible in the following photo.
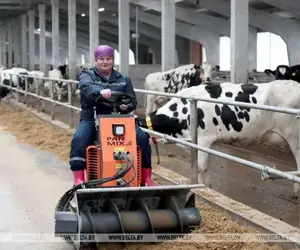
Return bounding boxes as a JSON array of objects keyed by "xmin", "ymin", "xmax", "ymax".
[
  {"xmin": 25, "ymin": 77, "xmax": 28, "ymax": 107},
  {"xmin": 40, "ymin": 79, "xmax": 46, "ymax": 111},
  {"xmin": 297, "ymin": 112, "xmax": 300, "ymax": 231},
  {"xmin": 50, "ymin": 80, "xmax": 55, "ymax": 120},
  {"xmin": 189, "ymin": 98, "xmax": 198, "ymax": 184},
  {"xmin": 35, "ymin": 78, "xmax": 40, "ymax": 112},
  {"xmin": 68, "ymin": 82, "xmax": 74, "ymax": 128},
  {"xmin": 16, "ymin": 75, "xmax": 20, "ymax": 103},
  {"xmin": 295, "ymin": 112, "xmax": 300, "ymax": 196},
  {"xmin": 9, "ymin": 74, "xmax": 13, "ymax": 99}
]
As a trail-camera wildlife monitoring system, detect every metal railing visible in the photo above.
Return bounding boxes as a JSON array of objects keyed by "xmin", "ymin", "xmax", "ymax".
[
  {"xmin": 2, "ymin": 72, "xmax": 300, "ymax": 190},
  {"xmin": 211, "ymin": 70, "xmax": 273, "ymax": 83}
]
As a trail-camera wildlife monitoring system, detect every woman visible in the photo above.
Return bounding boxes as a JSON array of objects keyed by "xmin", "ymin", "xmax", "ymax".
[{"xmin": 69, "ymin": 45, "xmax": 154, "ymax": 186}]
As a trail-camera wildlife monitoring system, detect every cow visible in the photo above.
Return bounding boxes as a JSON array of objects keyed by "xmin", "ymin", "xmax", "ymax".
[
  {"xmin": 144, "ymin": 64, "xmax": 207, "ymax": 116},
  {"xmin": 45, "ymin": 65, "xmax": 88, "ymax": 99},
  {"xmin": 0, "ymin": 67, "xmax": 34, "ymax": 100},
  {"xmin": 11, "ymin": 67, "xmax": 35, "ymax": 88},
  {"xmin": 138, "ymin": 80, "xmax": 300, "ymax": 191},
  {"xmin": 0, "ymin": 67, "xmax": 9, "ymax": 98},
  {"xmin": 264, "ymin": 64, "xmax": 300, "ymax": 83},
  {"xmin": 28, "ymin": 70, "xmax": 44, "ymax": 92},
  {"xmin": 44, "ymin": 64, "xmax": 69, "ymax": 101},
  {"xmin": 202, "ymin": 62, "xmax": 220, "ymax": 82}
]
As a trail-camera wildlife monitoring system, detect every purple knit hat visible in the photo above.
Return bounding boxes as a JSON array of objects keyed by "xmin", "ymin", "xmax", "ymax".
[{"xmin": 94, "ymin": 45, "xmax": 114, "ymax": 61}]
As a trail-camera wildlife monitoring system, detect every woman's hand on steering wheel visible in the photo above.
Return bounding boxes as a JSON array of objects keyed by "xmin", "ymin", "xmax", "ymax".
[
  {"xmin": 95, "ymin": 91, "xmax": 134, "ymax": 111},
  {"xmin": 119, "ymin": 104, "xmax": 129, "ymax": 111},
  {"xmin": 100, "ymin": 89, "xmax": 112, "ymax": 99}
]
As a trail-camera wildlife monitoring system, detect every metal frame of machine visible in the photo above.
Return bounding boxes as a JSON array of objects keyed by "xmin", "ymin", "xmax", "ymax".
[{"xmin": 54, "ymin": 91, "xmax": 203, "ymax": 249}]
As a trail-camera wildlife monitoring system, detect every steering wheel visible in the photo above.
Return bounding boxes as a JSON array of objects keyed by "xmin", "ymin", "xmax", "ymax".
[{"xmin": 95, "ymin": 91, "xmax": 134, "ymax": 112}]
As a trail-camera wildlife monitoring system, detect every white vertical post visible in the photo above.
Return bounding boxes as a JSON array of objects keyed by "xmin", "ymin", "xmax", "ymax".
[
  {"xmin": 118, "ymin": 0, "xmax": 130, "ymax": 75},
  {"xmin": 161, "ymin": 0, "xmax": 175, "ymax": 71},
  {"xmin": 230, "ymin": 0, "xmax": 249, "ymax": 83}
]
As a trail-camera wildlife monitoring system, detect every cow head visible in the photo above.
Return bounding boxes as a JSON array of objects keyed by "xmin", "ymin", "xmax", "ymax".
[
  {"xmin": 58, "ymin": 64, "xmax": 69, "ymax": 79},
  {"xmin": 18, "ymin": 72, "xmax": 30, "ymax": 90},
  {"xmin": 139, "ymin": 95, "xmax": 192, "ymax": 138},
  {"xmin": 0, "ymin": 86, "xmax": 10, "ymax": 99},
  {"xmin": 55, "ymin": 81, "xmax": 68, "ymax": 101},
  {"xmin": 202, "ymin": 62, "xmax": 220, "ymax": 83},
  {"xmin": 0, "ymin": 78, "xmax": 10, "ymax": 99},
  {"xmin": 26, "ymin": 75, "xmax": 35, "ymax": 86},
  {"xmin": 191, "ymin": 64, "xmax": 205, "ymax": 85},
  {"xmin": 154, "ymin": 96, "xmax": 170, "ymax": 110},
  {"xmin": 264, "ymin": 65, "xmax": 291, "ymax": 80},
  {"xmin": 289, "ymin": 65, "xmax": 300, "ymax": 83}
]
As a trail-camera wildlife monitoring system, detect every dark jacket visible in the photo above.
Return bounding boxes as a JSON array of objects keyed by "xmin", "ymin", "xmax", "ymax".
[{"xmin": 78, "ymin": 67, "xmax": 137, "ymax": 120}]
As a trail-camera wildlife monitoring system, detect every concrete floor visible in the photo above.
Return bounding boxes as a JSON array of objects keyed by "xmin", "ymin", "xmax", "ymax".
[{"xmin": 0, "ymin": 128, "xmax": 74, "ymax": 250}]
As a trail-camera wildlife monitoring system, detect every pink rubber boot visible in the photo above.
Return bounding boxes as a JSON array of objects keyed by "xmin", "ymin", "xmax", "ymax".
[
  {"xmin": 142, "ymin": 168, "xmax": 156, "ymax": 186},
  {"xmin": 73, "ymin": 170, "xmax": 85, "ymax": 185}
]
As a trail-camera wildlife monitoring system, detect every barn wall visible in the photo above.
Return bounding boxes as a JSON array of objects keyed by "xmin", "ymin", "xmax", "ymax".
[{"xmin": 190, "ymin": 41, "xmax": 203, "ymax": 65}]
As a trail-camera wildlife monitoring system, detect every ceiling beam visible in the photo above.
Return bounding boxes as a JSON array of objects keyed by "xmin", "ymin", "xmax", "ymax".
[
  {"xmin": 58, "ymin": 0, "xmax": 114, "ymax": 20},
  {"xmin": 34, "ymin": 17, "xmax": 118, "ymax": 50},
  {"xmin": 129, "ymin": 0, "xmax": 229, "ymax": 36},
  {"xmin": 58, "ymin": 16, "xmax": 158, "ymax": 49},
  {"xmin": 259, "ymin": 0, "xmax": 300, "ymax": 18},
  {"xmin": 40, "ymin": 0, "xmax": 157, "ymax": 47},
  {"xmin": 62, "ymin": 0, "xmax": 161, "ymax": 41},
  {"xmin": 0, "ymin": 6, "xmax": 29, "ymax": 9},
  {"xmin": 103, "ymin": 2, "xmax": 220, "ymax": 47},
  {"xmin": 59, "ymin": 13, "xmax": 159, "ymax": 47},
  {"xmin": 0, "ymin": 0, "xmax": 25, "ymax": 3},
  {"xmin": 141, "ymin": 0, "xmax": 183, "ymax": 11},
  {"xmin": 198, "ymin": 0, "xmax": 300, "ymax": 36}
]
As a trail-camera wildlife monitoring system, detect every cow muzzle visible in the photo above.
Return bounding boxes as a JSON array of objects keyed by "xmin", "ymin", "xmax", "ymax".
[{"xmin": 200, "ymin": 74, "xmax": 206, "ymax": 83}]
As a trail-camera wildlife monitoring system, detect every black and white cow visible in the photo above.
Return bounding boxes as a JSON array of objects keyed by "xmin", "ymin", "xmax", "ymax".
[
  {"xmin": 264, "ymin": 64, "xmax": 300, "ymax": 83},
  {"xmin": 202, "ymin": 62, "xmax": 220, "ymax": 82},
  {"xmin": 28, "ymin": 70, "xmax": 45, "ymax": 92},
  {"xmin": 139, "ymin": 80, "xmax": 300, "ymax": 188},
  {"xmin": 44, "ymin": 64, "xmax": 69, "ymax": 101},
  {"xmin": 144, "ymin": 64, "xmax": 207, "ymax": 116},
  {"xmin": 10, "ymin": 67, "xmax": 35, "ymax": 88},
  {"xmin": 0, "ymin": 67, "xmax": 34, "ymax": 99}
]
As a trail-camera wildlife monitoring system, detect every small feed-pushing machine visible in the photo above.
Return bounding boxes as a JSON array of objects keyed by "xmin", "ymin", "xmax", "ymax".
[{"xmin": 54, "ymin": 91, "xmax": 203, "ymax": 248}]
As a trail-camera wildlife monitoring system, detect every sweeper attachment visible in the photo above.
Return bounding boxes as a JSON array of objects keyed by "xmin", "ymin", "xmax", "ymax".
[{"xmin": 54, "ymin": 91, "xmax": 202, "ymax": 248}]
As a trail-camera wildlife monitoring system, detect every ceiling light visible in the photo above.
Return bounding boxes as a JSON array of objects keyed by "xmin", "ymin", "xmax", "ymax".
[
  {"xmin": 81, "ymin": 13, "xmax": 85, "ymax": 17},
  {"xmin": 37, "ymin": 28, "xmax": 40, "ymax": 31},
  {"xmin": 98, "ymin": 7, "xmax": 105, "ymax": 12}
]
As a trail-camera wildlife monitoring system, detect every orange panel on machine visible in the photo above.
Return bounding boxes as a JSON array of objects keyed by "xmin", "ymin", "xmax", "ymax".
[
  {"xmin": 98, "ymin": 115, "xmax": 139, "ymax": 186},
  {"xmin": 86, "ymin": 145, "xmax": 142, "ymax": 186}
]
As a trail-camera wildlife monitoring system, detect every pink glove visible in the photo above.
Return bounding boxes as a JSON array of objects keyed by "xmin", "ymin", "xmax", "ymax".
[{"xmin": 100, "ymin": 89, "xmax": 111, "ymax": 99}]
